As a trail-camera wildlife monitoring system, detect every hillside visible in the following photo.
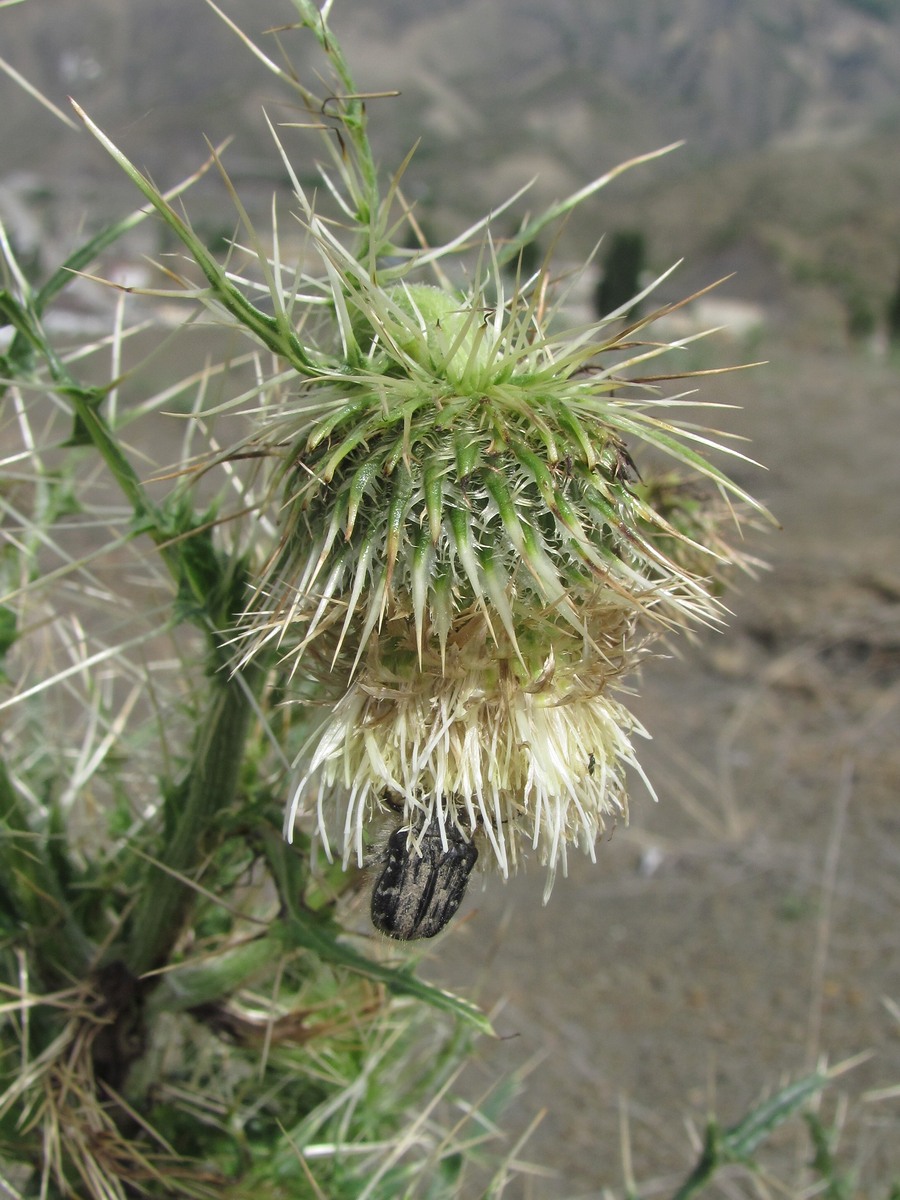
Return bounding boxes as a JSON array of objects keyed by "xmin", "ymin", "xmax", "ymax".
[
  {"xmin": 5, "ymin": 0, "xmax": 900, "ymax": 168},
  {"xmin": 2, "ymin": 0, "xmax": 900, "ymax": 334}
]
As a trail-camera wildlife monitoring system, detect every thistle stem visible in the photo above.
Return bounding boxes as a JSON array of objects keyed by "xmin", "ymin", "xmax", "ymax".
[{"xmin": 125, "ymin": 660, "xmax": 264, "ymax": 977}]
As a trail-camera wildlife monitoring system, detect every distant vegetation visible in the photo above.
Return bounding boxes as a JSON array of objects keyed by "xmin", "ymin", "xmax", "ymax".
[
  {"xmin": 594, "ymin": 230, "xmax": 647, "ymax": 320},
  {"xmin": 887, "ymin": 264, "xmax": 900, "ymax": 343},
  {"xmin": 839, "ymin": 0, "xmax": 898, "ymax": 19}
]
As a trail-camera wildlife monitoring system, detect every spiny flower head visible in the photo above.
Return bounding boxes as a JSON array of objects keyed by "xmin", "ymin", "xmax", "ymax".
[{"xmin": 229, "ymin": 213, "xmax": 763, "ymax": 906}]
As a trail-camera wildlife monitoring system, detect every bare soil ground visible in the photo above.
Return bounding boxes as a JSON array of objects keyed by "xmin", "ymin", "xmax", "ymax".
[{"xmin": 428, "ymin": 342, "xmax": 900, "ymax": 1197}]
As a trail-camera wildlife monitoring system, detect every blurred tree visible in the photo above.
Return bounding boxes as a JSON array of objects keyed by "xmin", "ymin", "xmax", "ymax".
[
  {"xmin": 594, "ymin": 229, "xmax": 646, "ymax": 319},
  {"xmin": 515, "ymin": 237, "xmax": 542, "ymax": 278},
  {"xmin": 886, "ymin": 264, "xmax": 900, "ymax": 345},
  {"xmin": 845, "ymin": 285, "xmax": 876, "ymax": 342}
]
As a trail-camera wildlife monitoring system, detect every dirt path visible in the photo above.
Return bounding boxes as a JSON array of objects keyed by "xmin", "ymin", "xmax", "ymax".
[{"xmin": 429, "ymin": 343, "xmax": 900, "ymax": 1196}]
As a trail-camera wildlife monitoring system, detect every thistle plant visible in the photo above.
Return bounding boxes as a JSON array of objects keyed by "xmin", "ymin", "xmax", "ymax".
[
  {"xmin": 0, "ymin": 0, "xmax": 773, "ymax": 1195},
  {"xmin": 140, "ymin": 7, "xmax": 766, "ymax": 902}
]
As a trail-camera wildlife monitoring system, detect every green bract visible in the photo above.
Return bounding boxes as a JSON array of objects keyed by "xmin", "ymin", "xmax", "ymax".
[{"xmin": 364, "ymin": 283, "xmax": 494, "ymax": 383}]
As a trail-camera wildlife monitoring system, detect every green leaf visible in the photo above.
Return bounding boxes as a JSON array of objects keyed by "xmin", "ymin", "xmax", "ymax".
[
  {"xmin": 0, "ymin": 760, "xmax": 95, "ymax": 977},
  {"xmin": 262, "ymin": 829, "xmax": 493, "ymax": 1036},
  {"xmin": 671, "ymin": 1068, "xmax": 832, "ymax": 1200},
  {"xmin": 277, "ymin": 911, "xmax": 493, "ymax": 1035}
]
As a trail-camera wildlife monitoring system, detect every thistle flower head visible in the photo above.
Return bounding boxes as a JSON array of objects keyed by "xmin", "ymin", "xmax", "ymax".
[{"xmin": 219, "ymin": 160, "xmax": 766, "ymax": 901}]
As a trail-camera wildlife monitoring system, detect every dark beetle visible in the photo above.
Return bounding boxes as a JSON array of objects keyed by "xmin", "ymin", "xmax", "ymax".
[{"xmin": 371, "ymin": 820, "xmax": 478, "ymax": 940}]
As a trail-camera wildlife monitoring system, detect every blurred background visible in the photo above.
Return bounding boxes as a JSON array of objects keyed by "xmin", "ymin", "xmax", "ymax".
[{"xmin": 3, "ymin": 0, "xmax": 900, "ymax": 1195}]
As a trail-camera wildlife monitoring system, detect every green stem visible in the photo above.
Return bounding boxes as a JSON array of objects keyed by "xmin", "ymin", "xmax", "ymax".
[
  {"xmin": 669, "ymin": 1123, "xmax": 721, "ymax": 1200},
  {"xmin": 292, "ymin": 0, "xmax": 381, "ymax": 216},
  {"xmin": 125, "ymin": 661, "xmax": 264, "ymax": 977},
  {"xmin": 71, "ymin": 101, "xmax": 318, "ymax": 375},
  {"xmin": 1, "ymin": 287, "xmax": 247, "ymax": 633},
  {"xmin": 1, "ymin": 291, "xmax": 159, "ymax": 524}
]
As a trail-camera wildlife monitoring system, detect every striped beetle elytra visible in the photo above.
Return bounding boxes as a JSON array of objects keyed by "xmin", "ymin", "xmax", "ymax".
[{"xmin": 370, "ymin": 820, "xmax": 478, "ymax": 940}]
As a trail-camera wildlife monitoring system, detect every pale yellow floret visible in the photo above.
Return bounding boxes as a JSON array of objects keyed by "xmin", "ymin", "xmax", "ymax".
[{"xmin": 286, "ymin": 627, "xmax": 653, "ymax": 899}]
